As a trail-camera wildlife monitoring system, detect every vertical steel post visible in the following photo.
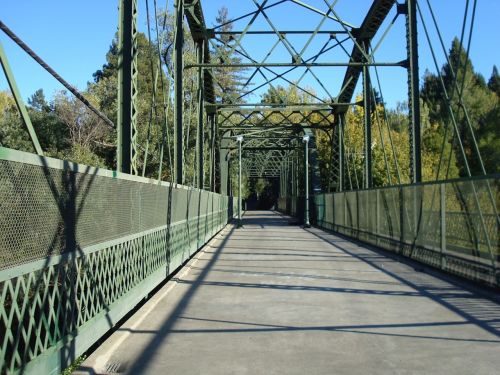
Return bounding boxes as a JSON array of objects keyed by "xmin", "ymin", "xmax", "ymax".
[
  {"xmin": 376, "ymin": 189, "xmax": 380, "ymax": 246},
  {"xmin": 338, "ymin": 114, "xmax": 345, "ymax": 192},
  {"xmin": 295, "ymin": 153, "xmax": 299, "ymax": 197},
  {"xmin": 343, "ymin": 191, "xmax": 347, "ymax": 230},
  {"xmin": 362, "ymin": 40, "xmax": 372, "ymax": 189},
  {"xmin": 399, "ymin": 186, "xmax": 405, "ymax": 254},
  {"xmin": 0, "ymin": 41, "xmax": 43, "ymax": 155},
  {"xmin": 117, "ymin": 0, "xmax": 138, "ymax": 174},
  {"xmin": 303, "ymin": 135, "xmax": 311, "ymax": 227},
  {"xmin": 283, "ymin": 162, "xmax": 286, "ymax": 197},
  {"xmin": 406, "ymin": 0, "xmax": 421, "ymax": 183},
  {"xmin": 219, "ymin": 134, "xmax": 229, "ymax": 195},
  {"xmin": 286, "ymin": 158, "xmax": 290, "ymax": 197},
  {"xmin": 209, "ymin": 114, "xmax": 216, "ymax": 191},
  {"xmin": 174, "ymin": 0, "xmax": 184, "ymax": 184},
  {"xmin": 196, "ymin": 41, "xmax": 204, "ymax": 189},
  {"xmin": 440, "ymin": 183, "xmax": 446, "ymax": 269},
  {"xmin": 237, "ymin": 136, "xmax": 243, "ymax": 228},
  {"xmin": 295, "ymin": 152, "xmax": 299, "ymax": 215},
  {"xmin": 280, "ymin": 167, "xmax": 283, "ymax": 197}
]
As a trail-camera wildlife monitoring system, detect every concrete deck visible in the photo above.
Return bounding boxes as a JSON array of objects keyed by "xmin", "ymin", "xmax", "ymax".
[{"xmin": 78, "ymin": 211, "xmax": 500, "ymax": 375}]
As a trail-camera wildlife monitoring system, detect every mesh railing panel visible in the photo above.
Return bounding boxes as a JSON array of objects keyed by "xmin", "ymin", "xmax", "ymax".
[
  {"xmin": 311, "ymin": 176, "xmax": 499, "ymax": 287},
  {"xmin": 0, "ymin": 148, "xmax": 234, "ymax": 374}
]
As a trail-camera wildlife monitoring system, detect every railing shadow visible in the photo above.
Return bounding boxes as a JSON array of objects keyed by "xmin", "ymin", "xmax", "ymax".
[
  {"xmin": 306, "ymin": 227, "xmax": 500, "ymax": 338},
  {"xmin": 123, "ymin": 225, "xmax": 236, "ymax": 375}
]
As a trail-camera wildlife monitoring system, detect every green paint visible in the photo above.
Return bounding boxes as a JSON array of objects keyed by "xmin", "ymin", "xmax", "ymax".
[
  {"xmin": 0, "ymin": 41, "xmax": 43, "ymax": 155},
  {"xmin": 0, "ymin": 155, "xmax": 235, "ymax": 374}
]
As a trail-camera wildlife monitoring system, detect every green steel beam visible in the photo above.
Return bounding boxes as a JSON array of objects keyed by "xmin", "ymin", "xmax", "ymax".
[
  {"xmin": 210, "ymin": 30, "xmax": 349, "ymax": 35},
  {"xmin": 218, "ymin": 125, "xmax": 334, "ymax": 130},
  {"xmin": 220, "ymin": 147, "xmax": 299, "ymax": 151},
  {"xmin": 174, "ymin": 0, "xmax": 184, "ymax": 184},
  {"xmin": 338, "ymin": 114, "xmax": 345, "ymax": 191},
  {"xmin": 363, "ymin": 40, "xmax": 372, "ymax": 189},
  {"xmin": 219, "ymin": 130, "xmax": 230, "ymax": 195},
  {"xmin": 289, "ymin": 0, "xmax": 355, "ymax": 28},
  {"xmin": 334, "ymin": 0, "xmax": 396, "ymax": 114},
  {"xmin": 406, "ymin": 0, "xmax": 422, "ymax": 183},
  {"xmin": 0, "ymin": 41, "xmax": 43, "ymax": 155},
  {"xmin": 331, "ymin": 113, "xmax": 345, "ymax": 192},
  {"xmin": 216, "ymin": 105, "xmax": 356, "ymax": 112},
  {"xmin": 237, "ymin": 137, "xmax": 242, "ymax": 228},
  {"xmin": 209, "ymin": 114, "xmax": 216, "ymax": 191},
  {"xmin": 210, "ymin": 101, "xmax": 361, "ymax": 109},
  {"xmin": 185, "ymin": 61, "xmax": 406, "ymax": 69},
  {"xmin": 117, "ymin": 0, "xmax": 138, "ymax": 174},
  {"xmin": 221, "ymin": 136, "xmax": 301, "ymax": 140},
  {"xmin": 197, "ymin": 40, "xmax": 204, "ymax": 189},
  {"xmin": 303, "ymin": 135, "xmax": 310, "ymax": 227},
  {"xmin": 184, "ymin": 0, "xmax": 216, "ymax": 105}
]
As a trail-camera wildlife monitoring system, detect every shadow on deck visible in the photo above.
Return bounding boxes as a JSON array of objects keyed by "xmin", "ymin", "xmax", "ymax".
[{"xmin": 77, "ymin": 210, "xmax": 500, "ymax": 375}]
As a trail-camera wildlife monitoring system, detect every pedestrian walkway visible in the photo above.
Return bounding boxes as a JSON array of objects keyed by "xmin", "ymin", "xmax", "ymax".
[{"xmin": 77, "ymin": 211, "xmax": 500, "ymax": 375}]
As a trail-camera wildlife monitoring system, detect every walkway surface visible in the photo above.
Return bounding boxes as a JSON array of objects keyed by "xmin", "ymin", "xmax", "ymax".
[{"xmin": 78, "ymin": 211, "xmax": 500, "ymax": 375}]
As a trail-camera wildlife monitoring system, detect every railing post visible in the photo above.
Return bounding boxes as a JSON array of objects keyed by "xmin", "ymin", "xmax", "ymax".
[
  {"xmin": 406, "ymin": 0, "xmax": 422, "ymax": 183},
  {"xmin": 343, "ymin": 192, "xmax": 347, "ymax": 232},
  {"xmin": 117, "ymin": 0, "xmax": 138, "ymax": 174},
  {"xmin": 0, "ymin": 42, "xmax": 43, "ymax": 155},
  {"xmin": 174, "ymin": 0, "xmax": 184, "ymax": 184},
  {"xmin": 196, "ymin": 40, "xmax": 204, "ymax": 189},
  {"xmin": 356, "ymin": 190, "xmax": 360, "ymax": 238},
  {"xmin": 399, "ymin": 186, "xmax": 405, "ymax": 254},
  {"xmin": 209, "ymin": 114, "xmax": 216, "ymax": 191},
  {"xmin": 440, "ymin": 183, "xmax": 446, "ymax": 270},
  {"xmin": 303, "ymin": 135, "xmax": 310, "ymax": 227},
  {"xmin": 362, "ymin": 39, "xmax": 372, "ymax": 189},
  {"xmin": 376, "ymin": 188, "xmax": 380, "ymax": 246},
  {"xmin": 237, "ymin": 136, "xmax": 243, "ymax": 228}
]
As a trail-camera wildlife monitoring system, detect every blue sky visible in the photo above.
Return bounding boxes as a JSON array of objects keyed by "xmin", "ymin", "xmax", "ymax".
[{"xmin": 1, "ymin": 0, "xmax": 499, "ymax": 108}]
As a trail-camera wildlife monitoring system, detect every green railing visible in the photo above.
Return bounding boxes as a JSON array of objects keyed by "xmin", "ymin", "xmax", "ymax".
[
  {"xmin": 0, "ymin": 147, "xmax": 236, "ymax": 374},
  {"xmin": 279, "ymin": 176, "xmax": 499, "ymax": 287}
]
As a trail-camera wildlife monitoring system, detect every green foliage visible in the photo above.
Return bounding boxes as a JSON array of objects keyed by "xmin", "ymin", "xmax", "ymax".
[
  {"xmin": 28, "ymin": 90, "xmax": 70, "ymax": 154},
  {"xmin": 212, "ymin": 7, "xmax": 248, "ymax": 104},
  {"xmin": 1, "ymin": 26, "xmax": 497, "ymax": 193},
  {"xmin": 230, "ymin": 162, "xmax": 250, "ymax": 199},
  {"xmin": 56, "ymin": 144, "xmax": 107, "ymax": 168},
  {"xmin": 0, "ymin": 91, "xmax": 33, "ymax": 152},
  {"xmin": 61, "ymin": 355, "xmax": 86, "ymax": 375},
  {"xmin": 254, "ymin": 178, "xmax": 270, "ymax": 196},
  {"xmin": 421, "ymin": 37, "xmax": 499, "ymax": 177},
  {"xmin": 488, "ymin": 66, "xmax": 500, "ymax": 97}
]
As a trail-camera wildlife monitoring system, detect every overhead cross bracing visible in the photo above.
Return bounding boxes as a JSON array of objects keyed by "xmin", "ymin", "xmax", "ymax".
[
  {"xmin": 1, "ymin": 1, "xmax": 499, "ymax": 374},
  {"xmin": 182, "ymin": 0, "xmax": 412, "ymax": 182}
]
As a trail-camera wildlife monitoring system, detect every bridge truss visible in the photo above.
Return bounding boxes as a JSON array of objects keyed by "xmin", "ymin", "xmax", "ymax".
[
  {"xmin": 0, "ymin": 1, "xmax": 498, "ymax": 374},
  {"xmin": 175, "ymin": 0, "xmax": 420, "ymax": 194}
]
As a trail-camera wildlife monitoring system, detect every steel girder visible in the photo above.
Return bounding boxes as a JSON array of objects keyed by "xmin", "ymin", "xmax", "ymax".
[
  {"xmin": 334, "ymin": 0, "xmax": 396, "ymax": 114},
  {"xmin": 117, "ymin": 0, "xmax": 139, "ymax": 174},
  {"xmin": 181, "ymin": 0, "xmax": 416, "ymax": 193}
]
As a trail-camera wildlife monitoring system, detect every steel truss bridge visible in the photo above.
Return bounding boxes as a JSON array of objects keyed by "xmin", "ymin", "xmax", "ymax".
[{"xmin": 0, "ymin": 1, "xmax": 499, "ymax": 374}]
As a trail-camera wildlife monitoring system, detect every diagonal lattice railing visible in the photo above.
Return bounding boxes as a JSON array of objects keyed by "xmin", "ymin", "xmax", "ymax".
[
  {"xmin": 0, "ymin": 147, "xmax": 237, "ymax": 374},
  {"xmin": 279, "ymin": 175, "xmax": 500, "ymax": 287}
]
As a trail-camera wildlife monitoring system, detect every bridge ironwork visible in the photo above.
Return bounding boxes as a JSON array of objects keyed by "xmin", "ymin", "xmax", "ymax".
[{"xmin": 0, "ymin": 1, "xmax": 498, "ymax": 374}]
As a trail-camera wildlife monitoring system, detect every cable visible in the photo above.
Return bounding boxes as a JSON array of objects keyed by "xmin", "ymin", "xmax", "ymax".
[{"xmin": 0, "ymin": 20, "xmax": 115, "ymax": 128}]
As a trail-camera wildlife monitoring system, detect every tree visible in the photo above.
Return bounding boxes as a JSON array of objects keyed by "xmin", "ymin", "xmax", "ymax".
[
  {"xmin": 212, "ymin": 7, "xmax": 248, "ymax": 103},
  {"xmin": 89, "ymin": 31, "xmax": 173, "ymax": 175},
  {"xmin": 27, "ymin": 89, "xmax": 69, "ymax": 154},
  {"xmin": 488, "ymin": 65, "xmax": 500, "ymax": 97},
  {"xmin": 0, "ymin": 91, "xmax": 33, "ymax": 152},
  {"xmin": 421, "ymin": 38, "xmax": 498, "ymax": 177}
]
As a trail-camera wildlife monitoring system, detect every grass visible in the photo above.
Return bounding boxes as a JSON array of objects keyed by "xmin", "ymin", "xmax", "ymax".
[{"xmin": 61, "ymin": 355, "xmax": 86, "ymax": 375}]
